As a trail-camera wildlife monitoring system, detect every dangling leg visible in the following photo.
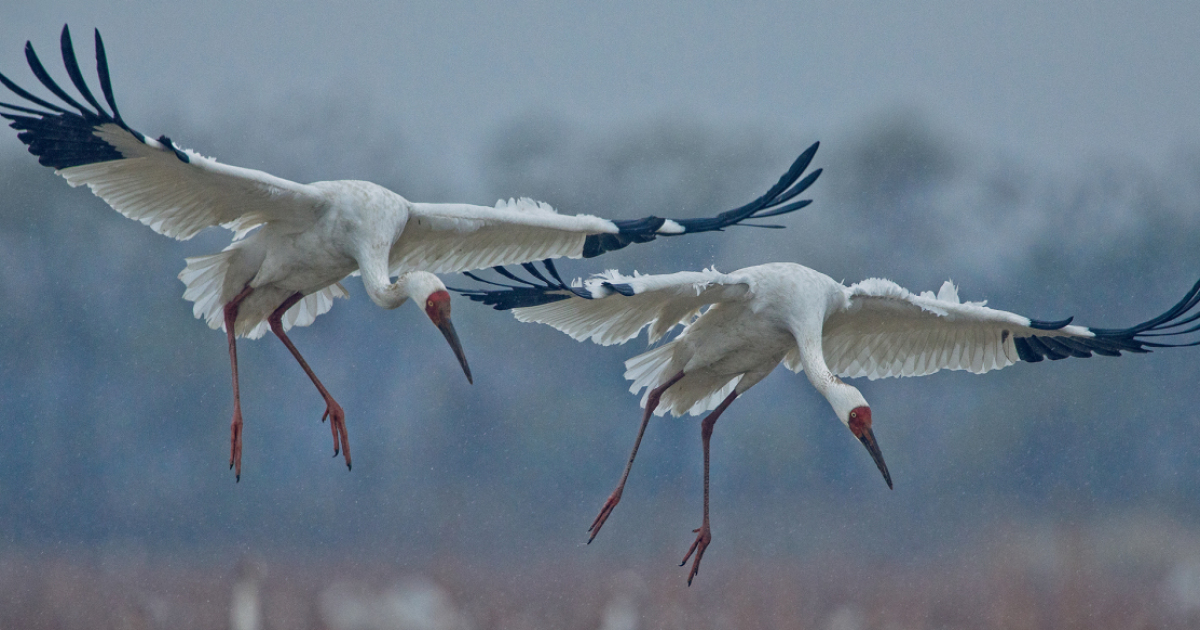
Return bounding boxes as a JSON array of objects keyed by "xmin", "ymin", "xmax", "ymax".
[
  {"xmin": 588, "ymin": 370, "xmax": 685, "ymax": 543},
  {"xmin": 681, "ymin": 390, "xmax": 738, "ymax": 586},
  {"xmin": 225, "ymin": 285, "xmax": 255, "ymax": 482},
  {"xmin": 268, "ymin": 292, "xmax": 352, "ymax": 471}
]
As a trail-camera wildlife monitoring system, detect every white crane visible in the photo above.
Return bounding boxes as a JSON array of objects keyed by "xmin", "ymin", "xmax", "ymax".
[
  {"xmin": 458, "ymin": 260, "xmax": 1200, "ymax": 584},
  {"xmin": 0, "ymin": 27, "xmax": 822, "ymax": 480}
]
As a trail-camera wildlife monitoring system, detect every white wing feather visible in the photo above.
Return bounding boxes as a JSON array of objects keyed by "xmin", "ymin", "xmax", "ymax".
[
  {"xmin": 512, "ymin": 268, "xmax": 752, "ymax": 346},
  {"xmin": 823, "ymin": 278, "xmax": 1090, "ymax": 380},
  {"xmin": 59, "ymin": 123, "xmax": 326, "ymax": 240},
  {"xmin": 389, "ymin": 198, "xmax": 617, "ymax": 275}
]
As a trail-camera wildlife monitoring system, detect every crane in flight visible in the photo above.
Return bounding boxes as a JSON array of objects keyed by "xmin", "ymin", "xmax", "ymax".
[
  {"xmin": 0, "ymin": 26, "xmax": 822, "ymax": 480},
  {"xmin": 458, "ymin": 260, "xmax": 1200, "ymax": 584}
]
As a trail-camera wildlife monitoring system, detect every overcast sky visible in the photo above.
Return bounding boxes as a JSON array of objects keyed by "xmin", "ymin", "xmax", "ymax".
[{"xmin": 4, "ymin": 0, "xmax": 1199, "ymax": 187}]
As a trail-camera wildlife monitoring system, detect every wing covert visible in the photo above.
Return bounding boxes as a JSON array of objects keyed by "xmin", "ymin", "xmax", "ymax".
[
  {"xmin": 454, "ymin": 261, "xmax": 751, "ymax": 346},
  {"xmin": 823, "ymin": 277, "xmax": 1200, "ymax": 380},
  {"xmin": 821, "ymin": 278, "xmax": 1027, "ymax": 379},
  {"xmin": 390, "ymin": 198, "xmax": 613, "ymax": 275}
]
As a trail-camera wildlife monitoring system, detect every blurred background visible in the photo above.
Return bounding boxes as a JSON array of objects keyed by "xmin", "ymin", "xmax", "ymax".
[{"xmin": 3, "ymin": 1, "xmax": 1200, "ymax": 628}]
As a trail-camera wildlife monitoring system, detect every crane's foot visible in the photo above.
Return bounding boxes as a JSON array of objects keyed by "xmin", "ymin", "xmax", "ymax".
[
  {"xmin": 587, "ymin": 487, "xmax": 624, "ymax": 543},
  {"xmin": 680, "ymin": 522, "xmax": 711, "ymax": 586},
  {"xmin": 229, "ymin": 407, "xmax": 243, "ymax": 482},
  {"xmin": 321, "ymin": 398, "xmax": 352, "ymax": 471}
]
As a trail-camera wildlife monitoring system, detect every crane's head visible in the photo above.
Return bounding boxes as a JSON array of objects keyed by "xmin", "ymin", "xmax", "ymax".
[
  {"xmin": 828, "ymin": 383, "xmax": 892, "ymax": 489},
  {"xmin": 405, "ymin": 272, "xmax": 473, "ymax": 384}
]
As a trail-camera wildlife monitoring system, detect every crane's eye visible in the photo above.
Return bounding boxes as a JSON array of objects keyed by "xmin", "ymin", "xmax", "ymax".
[
  {"xmin": 426, "ymin": 299, "xmax": 433, "ymax": 309},
  {"xmin": 850, "ymin": 411, "xmax": 857, "ymax": 418}
]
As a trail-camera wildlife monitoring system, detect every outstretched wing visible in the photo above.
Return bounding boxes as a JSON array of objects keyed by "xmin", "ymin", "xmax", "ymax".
[
  {"xmin": 454, "ymin": 260, "xmax": 752, "ymax": 345},
  {"xmin": 821, "ymin": 277, "xmax": 1200, "ymax": 380},
  {"xmin": 389, "ymin": 142, "xmax": 821, "ymax": 275},
  {"xmin": 0, "ymin": 26, "xmax": 325, "ymax": 240}
]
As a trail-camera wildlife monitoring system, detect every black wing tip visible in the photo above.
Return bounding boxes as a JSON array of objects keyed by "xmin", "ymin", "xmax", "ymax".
[
  {"xmin": 787, "ymin": 142, "xmax": 819, "ymax": 178},
  {"xmin": 453, "ymin": 261, "xmax": 588, "ymax": 310},
  {"xmin": 673, "ymin": 144, "xmax": 823, "ymax": 231},
  {"xmin": 1027, "ymin": 316, "xmax": 1073, "ymax": 330},
  {"xmin": 581, "ymin": 143, "xmax": 822, "ymax": 257},
  {"xmin": 1017, "ymin": 275, "xmax": 1200, "ymax": 362},
  {"xmin": 453, "ymin": 286, "xmax": 573, "ymax": 311},
  {"xmin": 92, "ymin": 26, "xmax": 124, "ymax": 124},
  {"xmin": 59, "ymin": 24, "xmax": 109, "ymax": 119},
  {"xmin": 0, "ymin": 25, "xmax": 152, "ymax": 169}
]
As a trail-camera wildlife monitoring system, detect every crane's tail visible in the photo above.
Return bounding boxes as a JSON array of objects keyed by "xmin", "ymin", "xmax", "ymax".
[
  {"xmin": 178, "ymin": 251, "xmax": 348, "ymax": 339},
  {"xmin": 624, "ymin": 342, "xmax": 741, "ymax": 417},
  {"xmin": 624, "ymin": 343, "xmax": 678, "ymax": 415},
  {"xmin": 179, "ymin": 250, "xmax": 237, "ymax": 331}
]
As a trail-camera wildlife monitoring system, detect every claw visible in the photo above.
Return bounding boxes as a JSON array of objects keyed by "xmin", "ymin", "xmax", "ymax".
[
  {"xmin": 323, "ymin": 399, "xmax": 352, "ymax": 471},
  {"xmin": 324, "ymin": 405, "xmax": 341, "ymax": 456},
  {"xmin": 587, "ymin": 488, "xmax": 623, "ymax": 543},
  {"xmin": 229, "ymin": 406, "xmax": 243, "ymax": 482},
  {"xmin": 680, "ymin": 524, "xmax": 712, "ymax": 586}
]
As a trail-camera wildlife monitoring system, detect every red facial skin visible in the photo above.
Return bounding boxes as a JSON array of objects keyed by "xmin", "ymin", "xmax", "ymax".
[
  {"xmin": 847, "ymin": 405, "xmax": 872, "ymax": 438},
  {"xmin": 848, "ymin": 404, "xmax": 891, "ymax": 489},
  {"xmin": 425, "ymin": 290, "xmax": 451, "ymax": 323},
  {"xmin": 424, "ymin": 289, "xmax": 473, "ymax": 384}
]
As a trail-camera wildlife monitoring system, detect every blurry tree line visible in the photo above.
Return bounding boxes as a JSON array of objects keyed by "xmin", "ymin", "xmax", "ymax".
[{"xmin": 1, "ymin": 99, "xmax": 1199, "ymax": 563}]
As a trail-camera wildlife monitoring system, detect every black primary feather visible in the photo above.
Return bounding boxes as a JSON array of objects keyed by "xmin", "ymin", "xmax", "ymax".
[
  {"xmin": 1016, "ymin": 277, "xmax": 1200, "ymax": 362},
  {"xmin": 0, "ymin": 25, "xmax": 176, "ymax": 170},
  {"xmin": 580, "ymin": 142, "xmax": 823, "ymax": 257},
  {"xmin": 452, "ymin": 260, "xmax": 595, "ymax": 310}
]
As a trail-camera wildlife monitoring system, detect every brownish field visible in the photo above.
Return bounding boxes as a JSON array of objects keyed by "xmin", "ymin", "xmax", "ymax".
[{"xmin": 4, "ymin": 523, "xmax": 1199, "ymax": 630}]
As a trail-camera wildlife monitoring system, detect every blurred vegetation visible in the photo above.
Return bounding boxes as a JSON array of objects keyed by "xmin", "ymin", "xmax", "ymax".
[
  {"xmin": 6, "ymin": 534, "xmax": 1200, "ymax": 630},
  {"xmin": 1, "ymin": 100, "xmax": 1199, "ymax": 585}
]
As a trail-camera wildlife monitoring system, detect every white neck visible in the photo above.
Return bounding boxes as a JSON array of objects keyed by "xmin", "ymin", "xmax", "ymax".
[
  {"xmin": 361, "ymin": 269, "xmax": 444, "ymax": 310},
  {"xmin": 820, "ymin": 379, "xmax": 869, "ymax": 427},
  {"xmin": 790, "ymin": 316, "xmax": 867, "ymax": 426}
]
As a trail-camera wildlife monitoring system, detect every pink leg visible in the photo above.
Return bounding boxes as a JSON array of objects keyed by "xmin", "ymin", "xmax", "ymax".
[
  {"xmin": 588, "ymin": 371, "xmax": 685, "ymax": 543},
  {"xmin": 225, "ymin": 285, "xmax": 255, "ymax": 482},
  {"xmin": 681, "ymin": 390, "xmax": 738, "ymax": 586},
  {"xmin": 268, "ymin": 293, "xmax": 352, "ymax": 471}
]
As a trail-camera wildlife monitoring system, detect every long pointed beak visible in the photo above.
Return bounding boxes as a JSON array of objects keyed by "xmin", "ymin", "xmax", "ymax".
[
  {"xmin": 435, "ymin": 316, "xmax": 473, "ymax": 384},
  {"xmin": 857, "ymin": 427, "xmax": 892, "ymax": 489}
]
